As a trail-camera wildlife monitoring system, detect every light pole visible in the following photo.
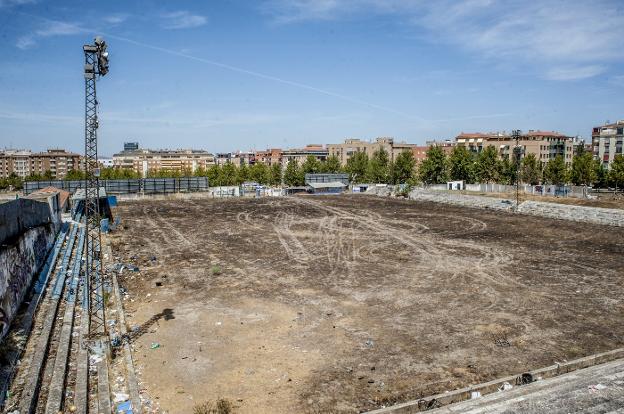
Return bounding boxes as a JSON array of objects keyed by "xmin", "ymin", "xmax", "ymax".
[
  {"xmin": 512, "ymin": 130, "xmax": 522, "ymax": 210},
  {"xmin": 83, "ymin": 36, "xmax": 109, "ymax": 335}
]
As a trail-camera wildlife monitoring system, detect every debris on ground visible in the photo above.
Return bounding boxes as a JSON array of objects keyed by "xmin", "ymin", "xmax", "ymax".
[{"xmin": 150, "ymin": 342, "xmax": 161, "ymax": 349}]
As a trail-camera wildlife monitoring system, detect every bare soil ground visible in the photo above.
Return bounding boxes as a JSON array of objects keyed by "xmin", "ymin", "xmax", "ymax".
[{"xmin": 110, "ymin": 195, "xmax": 624, "ymax": 414}]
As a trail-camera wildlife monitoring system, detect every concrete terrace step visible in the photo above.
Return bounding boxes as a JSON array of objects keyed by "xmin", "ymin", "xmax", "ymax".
[{"xmin": 406, "ymin": 190, "xmax": 624, "ymax": 227}]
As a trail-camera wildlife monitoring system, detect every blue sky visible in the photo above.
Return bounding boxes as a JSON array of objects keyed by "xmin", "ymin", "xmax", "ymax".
[{"xmin": 1, "ymin": 0, "xmax": 623, "ymax": 156}]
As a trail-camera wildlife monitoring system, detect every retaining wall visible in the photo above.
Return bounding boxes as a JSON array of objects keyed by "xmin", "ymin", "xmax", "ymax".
[
  {"xmin": 0, "ymin": 223, "xmax": 56, "ymax": 340},
  {"xmin": 0, "ymin": 198, "xmax": 53, "ymax": 246}
]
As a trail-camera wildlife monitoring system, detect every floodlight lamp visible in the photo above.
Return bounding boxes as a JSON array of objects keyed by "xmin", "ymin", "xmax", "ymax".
[
  {"xmin": 94, "ymin": 36, "xmax": 104, "ymax": 46},
  {"xmin": 101, "ymin": 51, "xmax": 109, "ymax": 58}
]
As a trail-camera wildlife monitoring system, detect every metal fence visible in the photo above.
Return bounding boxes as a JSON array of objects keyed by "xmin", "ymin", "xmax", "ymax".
[{"xmin": 24, "ymin": 177, "xmax": 209, "ymax": 195}]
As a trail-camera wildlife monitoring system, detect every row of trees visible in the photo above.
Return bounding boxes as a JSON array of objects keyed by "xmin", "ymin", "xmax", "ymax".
[
  {"xmin": 419, "ymin": 145, "xmax": 624, "ymax": 188},
  {"xmin": 4, "ymin": 147, "xmax": 624, "ymax": 190}
]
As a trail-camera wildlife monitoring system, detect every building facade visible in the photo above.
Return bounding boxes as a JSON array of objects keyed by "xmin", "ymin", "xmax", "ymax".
[
  {"xmin": 282, "ymin": 145, "xmax": 328, "ymax": 167},
  {"xmin": 255, "ymin": 148, "xmax": 283, "ymax": 166},
  {"xmin": 0, "ymin": 149, "xmax": 81, "ymax": 179},
  {"xmin": 328, "ymin": 137, "xmax": 419, "ymax": 166},
  {"xmin": 455, "ymin": 130, "xmax": 575, "ymax": 165},
  {"xmin": 592, "ymin": 120, "xmax": 624, "ymax": 168},
  {"xmin": 113, "ymin": 145, "xmax": 214, "ymax": 176}
]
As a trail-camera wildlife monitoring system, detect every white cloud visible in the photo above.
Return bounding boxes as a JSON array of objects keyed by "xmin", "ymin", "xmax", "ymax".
[
  {"xmin": 14, "ymin": 20, "xmax": 84, "ymax": 49},
  {"xmin": 103, "ymin": 14, "xmax": 129, "ymax": 25},
  {"xmin": 264, "ymin": 0, "xmax": 624, "ymax": 81},
  {"xmin": 545, "ymin": 65, "xmax": 606, "ymax": 81},
  {"xmin": 161, "ymin": 11, "xmax": 207, "ymax": 29},
  {"xmin": 15, "ymin": 36, "xmax": 35, "ymax": 50}
]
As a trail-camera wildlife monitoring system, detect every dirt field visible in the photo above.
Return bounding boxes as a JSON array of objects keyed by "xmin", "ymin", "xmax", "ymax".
[{"xmin": 110, "ymin": 195, "xmax": 624, "ymax": 413}]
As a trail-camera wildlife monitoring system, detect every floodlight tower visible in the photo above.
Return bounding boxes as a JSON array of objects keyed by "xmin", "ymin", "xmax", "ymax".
[
  {"xmin": 83, "ymin": 37, "xmax": 109, "ymax": 334},
  {"xmin": 512, "ymin": 129, "xmax": 522, "ymax": 210}
]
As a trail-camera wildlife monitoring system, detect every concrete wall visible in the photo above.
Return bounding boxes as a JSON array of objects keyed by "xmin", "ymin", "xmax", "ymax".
[
  {"xmin": 0, "ymin": 223, "xmax": 56, "ymax": 340},
  {"xmin": 0, "ymin": 198, "xmax": 53, "ymax": 246}
]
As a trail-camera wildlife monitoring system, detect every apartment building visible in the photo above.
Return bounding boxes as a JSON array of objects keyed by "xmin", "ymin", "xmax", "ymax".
[
  {"xmin": 328, "ymin": 137, "xmax": 419, "ymax": 166},
  {"xmin": 455, "ymin": 130, "xmax": 575, "ymax": 165},
  {"xmin": 282, "ymin": 145, "xmax": 328, "ymax": 166},
  {"xmin": 255, "ymin": 148, "xmax": 283, "ymax": 166},
  {"xmin": 425, "ymin": 140, "xmax": 456, "ymax": 155},
  {"xmin": 214, "ymin": 151, "xmax": 255, "ymax": 166},
  {"xmin": 0, "ymin": 149, "xmax": 81, "ymax": 179},
  {"xmin": 113, "ymin": 144, "xmax": 214, "ymax": 176},
  {"xmin": 592, "ymin": 120, "xmax": 624, "ymax": 168}
]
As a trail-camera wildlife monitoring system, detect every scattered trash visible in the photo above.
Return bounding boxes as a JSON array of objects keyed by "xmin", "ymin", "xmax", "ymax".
[
  {"xmin": 365, "ymin": 339, "xmax": 374, "ymax": 348},
  {"xmin": 215, "ymin": 321, "xmax": 222, "ymax": 326},
  {"xmin": 116, "ymin": 400, "xmax": 133, "ymax": 413},
  {"xmin": 499, "ymin": 382, "xmax": 513, "ymax": 391},
  {"xmin": 470, "ymin": 391, "xmax": 481, "ymax": 399},
  {"xmin": 150, "ymin": 342, "xmax": 160, "ymax": 349},
  {"xmin": 150, "ymin": 256, "xmax": 157, "ymax": 261},
  {"xmin": 113, "ymin": 392, "xmax": 130, "ymax": 403},
  {"xmin": 588, "ymin": 383, "xmax": 607, "ymax": 393},
  {"xmin": 494, "ymin": 337, "xmax": 511, "ymax": 347},
  {"xmin": 520, "ymin": 373, "xmax": 533, "ymax": 384},
  {"xmin": 155, "ymin": 281, "xmax": 163, "ymax": 287},
  {"xmin": 111, "ymin": 335, "xmax": 122, "ymax": 347}
]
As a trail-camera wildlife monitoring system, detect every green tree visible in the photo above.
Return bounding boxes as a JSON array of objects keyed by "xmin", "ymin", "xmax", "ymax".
[
  {"xmin": 367, "ymin": 148, "xmax": 390, "ymax": 183},
  {"xmin": 498, "ymin": 157, "xmax": 517, "ymax": 185},
  {"xmin": 474, "ymin": 146, "xmax": 500, "ymax": 183},
  {"xmin": 419, "ymin": 146, "xmax": 448, "ymax": 184},
  {"xmin": 301, "ymin": 155, "xmax": 321, "ymax": 175},
  {"xmin": 593, "ymin": 159, "xmax": 609, "ymax": 188},
  {"xmin": 249, "ymin": 163, "xmax": 269, "ymax": 185},
  {"xmin": 284, "ymin": 159, "xmax": 303, "ymax": 186},
  {"xmin": 543, "ymin": 155, "xmax": 568, "ymax": 185},
  {"xmin": 609, "ymin": 154, "xmax": 624, "ymax": 190},
  {"xmin": 219, "ymin": 163, "xmax": 238, "ymax": 186},
  {"xmin": 345, "ymin": 151, "xmax": 369, "ymax": 183},
  {"xmin": 570, "ymin": 151, "xmax": 596, "ymax": 186},
  {"xmin": 206, "ymin": 164, "xmax": 220, "ymax": 186},
  {"xmin": 448, "ymin": 146, "xmax": 475, "ymax": 183},
  {"xmin": 269, "ymin": 163, "xmax": 282, "ymax": 186},
  {"xmin": 6, "ymin": 172, "xmax": 23, "ymax": 190},
  {"xmin": 390, "ymin": 150, "xmax": 416, "ymax": 184},
  {"xmin": 322, "ymin": 155, "xmax": 342, "ymax": 174},
  {"xmin": 236, "ymin": 163, "xmax": 249, "ymax": 184},
  {"xmin": 521, "ymin": 153, "xmax": 542, "ymax": 185}
]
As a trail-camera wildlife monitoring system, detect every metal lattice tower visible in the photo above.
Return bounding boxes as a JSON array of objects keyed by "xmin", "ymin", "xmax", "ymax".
[{"xmin": 83, "ymin": 37, "xmax": 109, "ymax": 334}]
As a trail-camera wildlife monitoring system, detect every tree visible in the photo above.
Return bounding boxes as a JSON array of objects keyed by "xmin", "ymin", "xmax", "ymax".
[
  {"xmin": 5, "ymin": 172, "xmax": 23, "ymax": 190},
  {"xmin": 236, "ymin": 163, "xmax": 249, "ymax": 184},
  {"xmin": 367, "ymin": 148, "xmax": 390, "ymax": 183},
  {"xmin": 474, "ymin": 146, "xmax": 500, "ymax": 183},
  {"xmin": 448, "ymin": 146, "xmax": 475, "ymax": 183},
  {"xmin": 345, "ymin": 151, "xmax": 368, "ymax": 183},
  {"xmin": 219, "ymin": 163, "xmax": 238, "ymax": 186},
  {"xmin": 593, "ymin": 159, "xmax": 609, "ymax": 188},
  {"xmin": 269, "ymin": 163, "xmax": 282, "ymax": 186},
  {"xmin": 520, "ymin": 153, "xmax": 541, "ymax": 185},
  {"xmin": 206, "ymin": 164, "xmax": 220, "ymax": 186},
  {"xmin": 419, "ymin": 146, "xmax": 448, "ymax": 184},
  {"xmin": 609, "ymin": 154, "xmax": 624, "ymax": 190},
  {"xmin": 284, "ymin": 159, "xmax": 304, "ymax": 186},
  {"xmin": 322, "ymin": 155, "xmax": 342, "ymax": 174},
  {"xmin": 570, "ymin": 151, "xmax": 596, "ymax": 186},
  {"xmin": 301, "ymin": 155, "xmax": 321, "ymax": 176},
  {"xmin": 543, "ymin": 155, "xmax": 568, "ymax": 185},
  {"xmin": 249, "ymin": 163, "xmax": 269, "ymax": 185},
  {"xmin": 498, "ymin": 157, "xmax": 517, "ymax": 185},
  {"xmin": 390, "ymin": 150, "xmax": 416, "ymax": 184}
]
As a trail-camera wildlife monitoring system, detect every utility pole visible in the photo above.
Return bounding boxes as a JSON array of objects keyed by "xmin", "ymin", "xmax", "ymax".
[
  {"xmin": 83, "ymin": 37, "xmax": 109, "ymax": 335},
  {"xmin": 512, "ymin": 130, "xmax": 521, "ymax": 210}
]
